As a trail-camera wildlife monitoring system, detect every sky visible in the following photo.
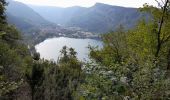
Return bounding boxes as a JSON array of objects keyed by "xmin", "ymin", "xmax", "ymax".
[{"xmin": 14, "ymin": 0, "xmax": 158, "ymax": 8}]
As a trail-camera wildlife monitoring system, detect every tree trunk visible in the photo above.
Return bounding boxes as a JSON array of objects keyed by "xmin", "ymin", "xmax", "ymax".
[
  {"xmin": 167, "ymin": 49, "xmax": 170, "ymax": 70},
  {"xmin": 155, "ymin": 0, "xmax": 169, "ymax": 57}
]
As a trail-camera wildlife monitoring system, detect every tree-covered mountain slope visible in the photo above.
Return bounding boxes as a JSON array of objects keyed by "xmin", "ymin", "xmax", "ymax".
[
  {"xmin": 30, "ymin": 3, "xmax": 147, "ymax": 33},
  {"xmin": 5, "ymin": 0, "xmax": 52, "ymax": 31}
]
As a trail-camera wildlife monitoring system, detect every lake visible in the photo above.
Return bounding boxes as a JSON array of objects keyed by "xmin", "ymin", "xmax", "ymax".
[{"xmin": 35, "ymin": 37, "xmax": 102, "ymax": 61}]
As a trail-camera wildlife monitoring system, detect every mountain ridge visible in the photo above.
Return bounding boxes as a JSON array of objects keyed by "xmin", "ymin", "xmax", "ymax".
[
  {"xmin": 29, "ymin": 3, "xmax": 146, "ymax": 33},
  {"xmin": 5, "ymin": 0, "xmax": 53, "ymax": 31}
]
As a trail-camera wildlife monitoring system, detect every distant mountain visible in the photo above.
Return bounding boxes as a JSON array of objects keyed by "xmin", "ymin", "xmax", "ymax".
[
  {"xmin": 29, "ymin": 3, "xmax": 147, "ymax": 33},
  {"xmin": 4, "ymin": 0, "xmax": 97, "ymax": 40},
  {"xmin": 5, "ymin": 0, "xmax": 52, "ymax": 31},
  {"xmin": 29, "ymin": 5, "xmax": 86, "ymax": 26},
  {"xmin": 6, "ymin": 12, "xmax": 34, "ymax": 31}
]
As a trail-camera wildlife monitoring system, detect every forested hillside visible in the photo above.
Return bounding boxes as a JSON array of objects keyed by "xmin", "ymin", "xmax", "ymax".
[
  {"xmin": 5, "ymin": 0, "xmax": 98, "ymax": 45},
  {"xmin": 0, "ymin": 1, "xmax": 83, "ymax": 99},
  {"xmin": 5, "ymin": 0, "xmax": 55, "ymax": 33},
  {"xmin": 0, "ymin": 0, "xmax": 170, "ymax": 100},
  {"xmin": 6, "ymin": 0, "xmax": 51, "ymax": 26},
  {"xmin": 6, "ymin": 12, "xmax": 34, "ymax": 30},
  {"xmin": 30, "ymin": 3, "xmax": 147, "ymax": 33}
]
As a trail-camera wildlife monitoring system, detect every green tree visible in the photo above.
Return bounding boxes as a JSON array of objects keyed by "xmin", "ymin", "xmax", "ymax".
[
  {"xmin": 26, "ymin": 62, "xmax": 44, "ymax": 100},
  {"xmin": 80, "ymin": 1, "xmax": 170, "ymax": 99},
  {"xmin": 0, "ymin": 0, "xmax": 33, "ymax": 99},
  {"xmin": 0, "ymin": 0, "xmax": 6, "ymax": 24}
]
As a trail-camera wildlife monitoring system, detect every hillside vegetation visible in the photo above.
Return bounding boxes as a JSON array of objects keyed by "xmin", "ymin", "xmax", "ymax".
[
  {"xmin": 0, "ymin": 0, "xmax": 170, "ymax": 100},
  {"xmin": 30, "ymin": 3, "xmax": 148, "ymax": 33}
]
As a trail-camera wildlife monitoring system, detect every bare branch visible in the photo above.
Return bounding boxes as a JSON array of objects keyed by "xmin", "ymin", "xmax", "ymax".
[
  {"xmin": 161, "ymin": 0, "xmax": 165, "ymax": 5},
  {"xmin": 155, "ymin": 0, "xmax": 163, "ymax": 8}
]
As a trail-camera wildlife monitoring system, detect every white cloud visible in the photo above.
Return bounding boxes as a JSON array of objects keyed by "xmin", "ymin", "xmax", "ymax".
[{"xmin": 14, "ymin": 0, "xmax": 158, "ymax": 8}]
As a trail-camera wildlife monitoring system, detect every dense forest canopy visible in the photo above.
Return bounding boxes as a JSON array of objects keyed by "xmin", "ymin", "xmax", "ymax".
[{"xmin": 0, "ymin": 0, "xmax": 170, "ymax": 100}]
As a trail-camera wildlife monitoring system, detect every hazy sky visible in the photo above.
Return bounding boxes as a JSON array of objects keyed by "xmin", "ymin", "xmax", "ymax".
[{"xmin": 14, "ymin": 0, "xmax": 157, "ymax": 8}]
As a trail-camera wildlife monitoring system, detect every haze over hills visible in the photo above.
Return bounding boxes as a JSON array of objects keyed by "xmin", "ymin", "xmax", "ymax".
[
  {"xmin": 5, "ymin": 0, "xmax": 148, "ymax": 34},
  {"xmin": 1, "ymin": 0, "xmax": 170, "ymax": 99},
  {"xmin": 29, "ymin": 3, "xmax": 147, "ymax": 33},
  {"xmin": 5, "ymin": 0, "xmax": 53, "ymax": 31},
  {"xmin": 5, "ymin": 0, "xmax": 99, "ymax": 44}
]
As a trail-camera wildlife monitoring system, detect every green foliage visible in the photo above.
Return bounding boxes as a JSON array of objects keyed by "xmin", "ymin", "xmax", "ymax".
[
  {"xmin": 0, "ymin": 26, "xmax": 32, "ymax": 99},
  {"xmin": 0, "ymin": 0, "xmax": 33, "ymax": 98},
  {"xmin": 26, "ymin": 61, "xmax": 44, "ymax": 100},
  {"xmin": 30, "ymin": 46, "xmax": 83, "ymax": 100},
  {"xmin": 33, "ymin": 52, "xmax": 40, "ymax": 61},
  {"xmin": 79, "ymin": 2, "xmax": 170, "ymax": 99},
  {"xmin": 0, "ymin": 2, "xmax": 83, "ymax": 99},
  {"xmin": 0, "ymin": 0, "xmax": 7, "ymax": 24},
  {"xmin": 127, "ymin": 20, "xmax": 157, "ymax": 59},
  {"xmin": 58, "ymin": 46, "xmax": 83, "ymax": 99},
  {"xmin": 0, "ymin": 0, "xmax": 170, "ymax": 99}
]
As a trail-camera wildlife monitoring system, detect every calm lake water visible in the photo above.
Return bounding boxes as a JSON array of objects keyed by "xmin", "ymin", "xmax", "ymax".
[{"xmin": 35, "ymin": 37, "xmax": 102, "ymax": 61}]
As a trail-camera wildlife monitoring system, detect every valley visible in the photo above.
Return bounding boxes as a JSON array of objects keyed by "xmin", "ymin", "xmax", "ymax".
[
  {"xmin": 29, "ymin": 3, "xmax": 147, "ymax": 33},
  {"xmin": 1, "ymin": 0, "xmax": 170, "ymax": 99},
  {"xmin": 5, "ymin": 0, "xmax": 148, "ymax": 46}
]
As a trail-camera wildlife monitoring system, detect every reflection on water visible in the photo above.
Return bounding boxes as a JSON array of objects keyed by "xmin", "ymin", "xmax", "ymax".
[{"xmin": 35, "ymin": 37, "xmax": 102, "ymax": 61}]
